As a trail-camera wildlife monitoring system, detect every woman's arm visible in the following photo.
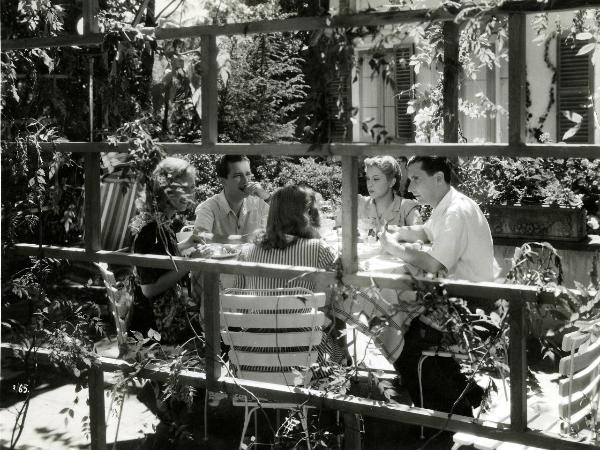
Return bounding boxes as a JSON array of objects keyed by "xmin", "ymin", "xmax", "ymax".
[{"xmin": 140, "ymin": 269, "xmax": 189, "ymax": 298}]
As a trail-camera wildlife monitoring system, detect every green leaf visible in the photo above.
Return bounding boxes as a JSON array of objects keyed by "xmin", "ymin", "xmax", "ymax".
[{"xmin": 575, "ymin": 32, "xmax": 593, "ymax": 41}]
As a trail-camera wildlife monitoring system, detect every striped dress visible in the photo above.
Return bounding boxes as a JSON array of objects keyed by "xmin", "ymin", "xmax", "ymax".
[
  {"xmin": 232, "ymin": 237, "xmax": 347, "ymax": 366},
  {"xmin": 233, "ymin": 237, "xmax": 336, "ymax": 291}
]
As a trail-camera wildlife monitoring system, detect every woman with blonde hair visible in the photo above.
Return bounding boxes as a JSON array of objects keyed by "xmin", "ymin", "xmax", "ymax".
[{"xmin": 357, "ymin": 155, "xmax": 421, "ymax": 235}]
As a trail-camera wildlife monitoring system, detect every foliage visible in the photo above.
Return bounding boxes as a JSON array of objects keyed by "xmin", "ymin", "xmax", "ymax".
[
  {"xmin": 258, "ymin": 157, "xmax": 342, "ymax": 203},
  {"xmin": 456, "ymin": 157, "xmax": 600, "ymax": 223}
]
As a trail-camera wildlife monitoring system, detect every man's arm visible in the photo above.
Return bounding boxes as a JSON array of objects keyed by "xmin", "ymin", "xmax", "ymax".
[
  {"xmin": 386, "ymin": 224, "xmax": 428, "ymax": 242},
  {"xmin": 194, "ymin": 201, "xmax": 214, "ymax": 234},
  {"xmin": 378, "ymin": 231, "xmax": 445, "ymax": 273}
]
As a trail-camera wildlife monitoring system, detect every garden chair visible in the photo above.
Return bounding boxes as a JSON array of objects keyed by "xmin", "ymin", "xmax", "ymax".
[
  {"xmin": 219, "ymin": 287, "xmax": 327, "ymax": 450},
  {"xmin": 451, "ymin": 317, "xmax": 600, "ymax": 449},
  {"xmin": 99, "ymin": 172, "xmax": 140, "ymax": 252}
]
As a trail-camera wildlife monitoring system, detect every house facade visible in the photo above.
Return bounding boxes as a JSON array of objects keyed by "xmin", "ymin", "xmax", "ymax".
[{"xmin": 334, "ymin": 0, "xmax": 599, "ymax": 145}]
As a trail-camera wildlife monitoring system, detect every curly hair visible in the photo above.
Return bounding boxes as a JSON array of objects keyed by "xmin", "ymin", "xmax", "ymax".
[
  {"xmin": 258, "ymin": 185, "xmax": 321, "ymax": 250},
  {"xmin": 136, "ymin": 157, "xmax": 196, "ymax": 212},
  {"xmin": 364, "ymin": 155, "xmax": 401, "ymax": 192}
]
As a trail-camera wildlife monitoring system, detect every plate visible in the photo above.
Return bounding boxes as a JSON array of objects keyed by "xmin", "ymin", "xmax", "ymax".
[{"xmin": 210, "ymin": 250, "xmax": 240, "ymax": 259}]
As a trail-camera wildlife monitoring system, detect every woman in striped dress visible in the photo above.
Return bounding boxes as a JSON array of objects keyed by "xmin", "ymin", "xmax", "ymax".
[{"xmin": 233, "ymin": 184, "xmax": 348, "ymax": 364}]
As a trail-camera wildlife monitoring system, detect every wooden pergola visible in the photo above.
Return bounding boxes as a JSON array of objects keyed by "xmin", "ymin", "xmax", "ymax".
[{"xmin": 2, "ymin": 1, "xmax": 600, "ymax": 449}]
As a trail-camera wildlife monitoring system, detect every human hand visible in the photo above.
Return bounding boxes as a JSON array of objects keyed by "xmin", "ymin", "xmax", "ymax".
[
  {"xmin": 377, "ymin": 229, "xmax": 399, "ymax": 249},
  {"xmin": 242, "ymin": 182, "xmax": 269, "ymax": 200},
  {"xmin": 179, "ymin": 233, "xmax": 205, "ymax": 251}
]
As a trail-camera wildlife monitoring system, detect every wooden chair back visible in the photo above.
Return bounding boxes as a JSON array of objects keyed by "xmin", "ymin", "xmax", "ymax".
[
  {"xmin": 220, "ymin": 288, "xmax": 326, "ymax": 387},
  {"xmin": 558, "ymin": 318, "xmax": 600, "ymax": 435}
]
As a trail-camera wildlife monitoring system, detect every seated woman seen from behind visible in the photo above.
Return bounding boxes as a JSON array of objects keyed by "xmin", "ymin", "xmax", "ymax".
[
  {"xmin": 234, "ymin": 184, "xmax": 348, "ymax": 364},
  {"xmin": 352, "ymin": 155, "xmax": 421, "ymax": 237},
  {"xmin": 129, "ymin": 157, "xmax": 203, "ymax": 344}
]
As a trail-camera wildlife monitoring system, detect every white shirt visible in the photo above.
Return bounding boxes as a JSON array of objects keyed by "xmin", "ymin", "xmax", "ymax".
[
  {"xmin": 193, "ymin": 191, "xmax": 269, "ymax": 237},
  {"xmin": 423, "ymin": 187, "xmax": 495, "ymax": 282}
]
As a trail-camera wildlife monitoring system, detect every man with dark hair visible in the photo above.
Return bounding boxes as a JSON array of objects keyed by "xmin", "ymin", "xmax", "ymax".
[
  {"xmin": 380, "ymin": 156, "xmax": 494, "ymax": 281},
  {"xmin": 379, "ymin": 155, "xmax": 493, "ymax": 419},
  {"xmin": 194, "ymin": 155, "xmax": 271, "ymax": 236}
]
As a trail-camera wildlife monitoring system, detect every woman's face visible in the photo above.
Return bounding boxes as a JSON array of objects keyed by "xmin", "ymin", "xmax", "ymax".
[
  {"xmin": 365, "ymin": 165, "xmax": 394, "ymax": 200},
  {"xmin": 165, "ymin": 173, "xmax": 195, "ymax": 212}
]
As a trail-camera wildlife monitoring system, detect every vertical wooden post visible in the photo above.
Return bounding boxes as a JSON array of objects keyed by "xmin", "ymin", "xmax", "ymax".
[
  {"xmin": 341, "ymin": 156, "xmax": 359, "ymax": 274},
  {"xmin": 201, "ymin": 35, "xmax": 218, "ymax": 147},
  {"xmin": 88, "ymin": 366, "xmax": 106, "ymax": 450},
  {"xmin": 341, "ymin": 155, "xmax": 360, "ymax": 450},
  {"xmin": 508, "ymin": 14, "xmax": 527, "ymax": 147},
  {"xmin": 203, "ymin": 272, "xmax": 221, "ymax": 391},
  {"xmin": 83, "ymin": 0, "xmax": 101, "ymax": 252},
  {"xmin": 509, "ymin": 300, "xmax": 527, "ymax": 432},
  {"xmin": 508, "ymin": 13, "xmax": 528, "ymax": 432},
  {"xmin": 443, "ymin": 20, "xmax": 460, "ymax": 144}
]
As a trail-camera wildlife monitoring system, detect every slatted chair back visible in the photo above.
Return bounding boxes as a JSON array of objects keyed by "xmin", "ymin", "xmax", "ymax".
[
  {"xmin": 558, "ymin": 318, "xmax": 600, "ymax": 435},
  {"xmin": 100, "ymin": 173, "xmax": 140, "ymax": 251},
  {"xmin": 95, "ymin": 263, "xmax": 133, "ymax": 356},
  {"xmin": 220, "ymin": 288, "xmax": 327, "ymax": 387}
]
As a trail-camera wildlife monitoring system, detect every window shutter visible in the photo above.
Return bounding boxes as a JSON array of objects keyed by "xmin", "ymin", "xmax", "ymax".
[
  {"xmin": 394, "ymin": 46, "xmax": 414, "ymax": 142},
  {"xmin": 557, "ymin": 38, "xmax": 593, "ymax": 143}
]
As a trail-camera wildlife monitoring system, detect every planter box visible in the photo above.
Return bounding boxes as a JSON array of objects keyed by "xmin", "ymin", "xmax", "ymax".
[{"xmin": 488, "ymin": 204, "xmax": 587, "ymax": 242}]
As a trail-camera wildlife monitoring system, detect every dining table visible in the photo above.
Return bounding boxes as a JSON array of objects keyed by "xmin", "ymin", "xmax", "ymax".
[{"xmin": 187, "ymin": 228, "xmax": 427, "ymax": 367}]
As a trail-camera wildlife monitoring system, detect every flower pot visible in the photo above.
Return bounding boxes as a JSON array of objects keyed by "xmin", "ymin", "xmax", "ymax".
[{"xmin": 488, "ymin": 204, "xmax": 587, "ymax": 241}]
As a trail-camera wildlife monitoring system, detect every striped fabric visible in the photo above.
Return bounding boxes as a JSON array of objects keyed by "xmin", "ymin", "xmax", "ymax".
[
  {"xmin": 233, "ymin": 238, "xmax": 336, "ymax": 291},
  {"xmin": 100, "ymin": 175, "xmax": 140, "ymax": 251}
]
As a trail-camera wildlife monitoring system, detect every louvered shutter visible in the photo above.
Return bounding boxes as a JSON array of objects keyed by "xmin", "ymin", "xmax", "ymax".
[
  {"xmin": 395, "ymin": 46, "xmax": 414, "ymax": 142},
  {"xmin": 557, "ymin": 38, "xmax": 593, "ymax": 143},
  {"xmin": 326, "ymin": 70, "xmax": 351, "ymax": 142}
]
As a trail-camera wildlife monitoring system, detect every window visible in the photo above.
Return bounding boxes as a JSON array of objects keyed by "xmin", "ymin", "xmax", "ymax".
[
  {"xmin": 358, "ymin": 46, "xmax": 414, "ymax": 142},
  {"xmin": 557, "ymin": 37, "xmax": 594, "ymax": 143}
]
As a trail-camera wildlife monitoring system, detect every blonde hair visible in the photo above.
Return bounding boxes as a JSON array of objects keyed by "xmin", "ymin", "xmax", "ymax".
[{"xmin": 364, "ymin": 156, "xmax": 401, "ymax": 191}]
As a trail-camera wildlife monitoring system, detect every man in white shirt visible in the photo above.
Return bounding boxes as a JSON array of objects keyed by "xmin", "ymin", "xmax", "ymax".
[
  {"xmin": 379, "ymin": 156, "xmax": 495, "ymax": 282},
  {"xmin": 379, "ymin": 156, "xmax": 490, "ymax": 422},
  {"xmin": 194, "ymin": 155, "xmax": 270, "ymax": 237}
]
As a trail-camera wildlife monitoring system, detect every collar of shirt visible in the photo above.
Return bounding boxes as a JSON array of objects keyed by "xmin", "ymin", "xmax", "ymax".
[
  {"xmin": 364, "ymin": 194, "xmax": 404, "ymax": 222},
  {"xmin": 217, "ymin": 190, "xmax": 248, "ymax": 219},
  {"xmin": 430, "ymin": 186, "xmax": 457, "ymax": 222}
]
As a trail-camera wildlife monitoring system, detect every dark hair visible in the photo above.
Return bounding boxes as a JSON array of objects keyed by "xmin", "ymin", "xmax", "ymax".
[
  {"xmin": 407, "ymin": 156, "xmax": 452, "ymax": 183},
  {"xmin": 259, "ymin": 185, "xmax": 320, "ymax": 250},
  {"xmin": 215, "ymin": 155, "xmax": 250, "ymax": 178}
]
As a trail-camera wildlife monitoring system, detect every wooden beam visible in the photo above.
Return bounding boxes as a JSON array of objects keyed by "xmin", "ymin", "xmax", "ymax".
[
  {"xmin": 11, "ymin": 243, "xmax": 583, "ymax": 306},
  {"xmin": 3, "ymin": 1, "xmax": 599, "ymax": 50},
  {"xmin": 200, "ymin": 35, "xmax": 218, "ymax": 146},
  {"xmin": 341, "ymin": 156, "xmax": 359, "ymax": 274},
  {"xmin": 88, "ymin": 366, "xmax": 106, "ymax": 450},
  {"xmin": 509, "ymin": 301, "xmax": 528, "ymax": 432},
  {"xmin": 21, "ymin": 141, "xmax": 600, "ymax": 158},
  {"xmin": 3, "ymin": 343, "xmax": 597, "ymax": 450},
  {"xmin": 202, "ymin": 272, "xmax": 221, "ymax": 391},
  {"xmin": 443, "ymin": 20, "xmax": 460, "ymax": 143},
  {"xmin": 508, "ymin": 14, "xmax": 527, "ymax": 146}
]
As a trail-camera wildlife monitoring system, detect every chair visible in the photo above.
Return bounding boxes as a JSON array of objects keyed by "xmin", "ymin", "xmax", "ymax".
[
  {"xmin": 451, "ymin": 317, "xmax": 600, "ymax": 449},
  {"xmin": 558, "ymin": 318, "xmax": 600, "ymax": 437},
  {"xmin": 219, "ymin": 287, "xmax": 327, "ymax": 449}
]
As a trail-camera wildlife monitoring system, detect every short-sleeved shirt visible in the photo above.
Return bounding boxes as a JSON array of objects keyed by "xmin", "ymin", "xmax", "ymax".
[
  {"xmin": 358, "ymin": 194, "xmax": 421, "ymax": 232},
  {"xmin": 234, "ymin": 237, "xmax": 336, "ymax": 291},
  {"xmin": 423, "ymin": 187, "xmax": 495, "ymax": 282},
  {"xmin": 133, "ymin": 221, "xmax": 180, "ymax": 285},
  {"xmin": 193, "ymin": 191, "xmax": 269, "ymax": 237}
]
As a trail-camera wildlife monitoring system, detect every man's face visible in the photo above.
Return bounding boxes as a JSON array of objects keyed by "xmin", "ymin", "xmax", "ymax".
[
  {"xmin": 222, "ymin": 160, "xmax": 253, "ymax": 200},
  {"xmin": 407, "ymin": 162, "xmax": 439, "ymax": 206}
]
